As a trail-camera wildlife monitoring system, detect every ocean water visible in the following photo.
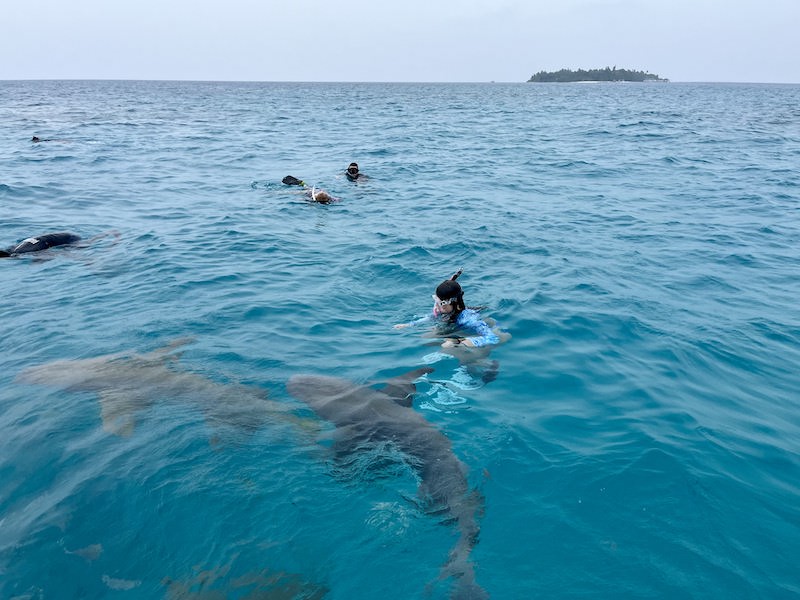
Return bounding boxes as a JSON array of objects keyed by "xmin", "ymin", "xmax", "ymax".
[{"xmin": 1, "ymin": 80, "xmax": 799, "ymax": 599}]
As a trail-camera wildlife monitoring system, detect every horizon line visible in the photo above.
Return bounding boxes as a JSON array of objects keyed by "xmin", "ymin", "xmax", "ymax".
[{"xmin": 2, "ymin": 77, "xmax": 799, "ymax": 85}]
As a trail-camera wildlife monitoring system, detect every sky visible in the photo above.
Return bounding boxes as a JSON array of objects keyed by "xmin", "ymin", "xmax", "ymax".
[{"xmin": 3, "ymin": 0, "xmax": 799, "ymax": 83}]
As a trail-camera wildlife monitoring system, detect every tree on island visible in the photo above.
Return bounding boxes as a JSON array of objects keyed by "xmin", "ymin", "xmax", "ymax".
[{"xmin": 528, "ymin": 67, "xmax": 668, "ymax": 82}]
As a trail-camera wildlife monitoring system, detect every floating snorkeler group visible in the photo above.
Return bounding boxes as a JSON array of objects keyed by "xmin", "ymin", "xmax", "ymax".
[
  {"xmin": 280, "ymin": 161, "xmax": 368, "ymax": 203},
  {"xmin": 10, "ymin": 149, "xmax": 509, "ymax": 599}
]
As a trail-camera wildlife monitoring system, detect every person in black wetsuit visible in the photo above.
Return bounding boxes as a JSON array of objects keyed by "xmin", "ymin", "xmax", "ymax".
[
  {"xmin": 344, "ymin": 162, "xmax": 367, "ymax": 182},
  {"xmin": 1, "ymin": 232, "xmax": 82, "ymax": 257}
]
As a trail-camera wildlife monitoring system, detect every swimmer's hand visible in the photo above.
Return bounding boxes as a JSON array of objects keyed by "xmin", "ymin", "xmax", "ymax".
[
  {"xmin": 393, "ymin": 323, "xmax": 409, "ymax": 329},
  {"xmin": 442, "ymin": 337, "xmax": 473, "ymax": 348}
]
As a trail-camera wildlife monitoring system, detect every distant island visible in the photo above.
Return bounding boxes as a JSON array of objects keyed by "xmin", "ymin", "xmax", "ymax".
[{"xmin": 528, "ymin": 67, "xmax": 668, "ymax": 83}]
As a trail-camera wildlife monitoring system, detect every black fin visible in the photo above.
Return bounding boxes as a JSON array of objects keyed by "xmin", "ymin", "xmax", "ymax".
[{"xmin": 282, "ymin": 175, "xmax": 304, "ymax": 186}]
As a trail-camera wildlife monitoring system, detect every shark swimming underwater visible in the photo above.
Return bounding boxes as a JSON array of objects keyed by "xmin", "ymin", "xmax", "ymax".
[
  {"xmin": 287, "ymin": 367, "xmax": 489, "ymax": 600},
  {"xmin": 16, "ymin": 338, "xmax": 298, "ymax": 438}
]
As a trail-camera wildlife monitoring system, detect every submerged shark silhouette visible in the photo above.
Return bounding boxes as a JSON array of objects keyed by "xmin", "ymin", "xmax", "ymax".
[
  {"xmin": 287, "ymin": 367, "xmax": 489, "ymax": 600},
  {"xmin": 16, "ymin": 338, "xmax": 298, "ymax": 438}
]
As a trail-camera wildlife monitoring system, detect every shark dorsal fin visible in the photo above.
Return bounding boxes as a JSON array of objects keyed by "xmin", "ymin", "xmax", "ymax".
[
  {"xmin": 141, "ymin": 337, "xmax": 195, "ymax": 363},
  {"xmin": 377, "ymin": 367, "xmax": 434, "ymax": 408}
]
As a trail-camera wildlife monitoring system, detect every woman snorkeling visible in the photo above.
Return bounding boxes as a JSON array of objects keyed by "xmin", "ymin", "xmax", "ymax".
[
  {"xmin": 394, "ymin": 269, "xmax": 501, "ymax": 349},
  {"xmin": 281, "ymin": 176, "xmax": 339, "ymax": 204}
]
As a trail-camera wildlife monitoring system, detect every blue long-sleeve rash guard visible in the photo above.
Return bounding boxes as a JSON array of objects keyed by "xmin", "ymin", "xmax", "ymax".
[{"xmin": 405, "ymin": 308, "xmax": 499, "ymax": 348}]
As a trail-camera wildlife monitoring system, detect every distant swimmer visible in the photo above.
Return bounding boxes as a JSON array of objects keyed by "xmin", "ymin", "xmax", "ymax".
[
  {"xmin": 1, "ymin": 230, "xmax": 120, "ymax": 258},
  {"xmin": 344, "ymin": 162, "xmax": 368, "ymax": 182},
  {"xmin": 281, "ymin": 175, "xmax": 339, "ymax": 204},
  {"xmin": 304, "ymin": 187, "xmax": 338, "ymax": 204},
  {"xmin": 31, "ymin": 136, "xmax": 67, "ymax": 143},
  {"xmin": 1, "ymin": 232, "xmax": 81, "ymax": 257}
]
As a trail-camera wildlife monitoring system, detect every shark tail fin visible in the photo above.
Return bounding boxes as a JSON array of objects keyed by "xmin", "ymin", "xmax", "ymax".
[{"xmin": 434, "ymin": 548, "xmax": 489, "ymax": 600}]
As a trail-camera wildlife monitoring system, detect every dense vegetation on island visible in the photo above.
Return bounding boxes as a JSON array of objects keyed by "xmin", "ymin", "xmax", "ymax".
[{"xmin": 528, "ymin": 67, "xmax": 668, "ymax": 83}]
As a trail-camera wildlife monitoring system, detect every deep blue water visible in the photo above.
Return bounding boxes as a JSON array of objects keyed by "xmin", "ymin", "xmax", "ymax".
[{"xmin": 1, "ymin": 80, "xmax": 799, "ymax": 599}]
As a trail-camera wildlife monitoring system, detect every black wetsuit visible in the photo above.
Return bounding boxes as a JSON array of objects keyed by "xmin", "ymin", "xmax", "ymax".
[
  {"xmin": 1, "ymin": 232, "xmax": 81, "ymax": 257},
  {"xmin": 345, "ymin": 171, "xmax": 365, "ymax": 182}
]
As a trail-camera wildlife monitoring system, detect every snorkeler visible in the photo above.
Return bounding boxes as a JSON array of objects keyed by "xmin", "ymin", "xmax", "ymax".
[
  {"xmin": 1, "ymin": 230, "xmax": 120, "ymax": 258},
  {"xmin": 304, "ymin": 187, "xmax": 337, "ymax": 204},
  {"xmin": 31, "ymin": 135, "xmax": 68, "ymax": 143},
  {"xmin": 1, "ymin": 232, "xmax": 82, "ymax": 257},
  {"xmin": 344, "ymin": 162, "xmax": 367, "ymax": 182},
  {"xmin": 394, "ymin": 269, "xmax": 501, "ymax": 348},
  {"xmin": 281, "ymin": 176, "xmax": 339, "ymax": 204}
]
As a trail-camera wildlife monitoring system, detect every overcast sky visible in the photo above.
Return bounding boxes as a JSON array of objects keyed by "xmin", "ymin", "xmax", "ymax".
[{"xmin": 3, "ymin": 0, "xmax": 798, "ymax": 83}]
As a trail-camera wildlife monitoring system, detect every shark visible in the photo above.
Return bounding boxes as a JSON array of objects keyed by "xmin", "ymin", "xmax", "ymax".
[
  {"xmin": 16, "ymin": 338, "xmax": 299, "ymax": 438},
  {"xmin": 287, "ymin": 367, "xmax": 489, "ymax": 600}
]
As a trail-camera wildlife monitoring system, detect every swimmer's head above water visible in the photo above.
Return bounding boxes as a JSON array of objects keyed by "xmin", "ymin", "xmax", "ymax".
[
  {"xmin": 307, "ymin": 187, "xmax": 336, "ymax": 204},
  {"xmin": 433, "ymin": 268, "xmax": 465, "ymax": 319},
  {"xmin": 345, "ymin": 162, "xmax": 360, "ymax": 181}
]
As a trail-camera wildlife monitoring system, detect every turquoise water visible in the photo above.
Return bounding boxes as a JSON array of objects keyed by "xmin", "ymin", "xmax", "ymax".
[{"xmin": 1, "ymin": 80, "xmax": 799, "ymax": 599}]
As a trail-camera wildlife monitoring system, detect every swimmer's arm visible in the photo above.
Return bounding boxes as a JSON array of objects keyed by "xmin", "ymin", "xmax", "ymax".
[
  {"xmin": 393, "ymin": 314, "xmax": 432, "ymax": 329},
  {"xmin": 458, "ymin": 313, "xmax": 500, "ymax": 348},
  {"xmin": 465, "ymin": 329, "xmax": 499, "ymax": 348}
]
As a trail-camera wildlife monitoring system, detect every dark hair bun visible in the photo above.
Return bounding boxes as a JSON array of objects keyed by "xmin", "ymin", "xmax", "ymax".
[{"xmin": 435, "ymin": 280, "xmax": 462, "ymax": 300}]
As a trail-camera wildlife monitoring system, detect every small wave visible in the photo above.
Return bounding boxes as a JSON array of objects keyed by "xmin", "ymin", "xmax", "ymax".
[
  {"xmin": 102, "ymin": 575, "xmax": 141, "ymax": 591},
  {"xmin": 425, "ymin": 382, "xmax": 469, "ymax": 405},
  {"xmin": 365, "ymin": 501, "xmax": 414, "ymax": 536},
  {"xmin": 421, "ymin": 352, "xmax": 450, "ymax": 364}
]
